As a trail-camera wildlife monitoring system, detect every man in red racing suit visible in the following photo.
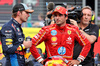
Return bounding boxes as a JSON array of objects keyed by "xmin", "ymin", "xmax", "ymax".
[{"xmin": 30, "ymin": 6, "xmax": 91, "ymax": 66}]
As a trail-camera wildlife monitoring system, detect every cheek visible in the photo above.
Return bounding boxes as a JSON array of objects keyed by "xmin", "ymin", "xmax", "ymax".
[
  {"xmin": 54, "ymin": 17, "xmax": 57, "ymax": 20},
  {"xmin": 82, "ymin": 16, "xmax": 85, "ymax": 19},
  {"xmin": 89, "ymin": 17, "xmax": 92, "ymax": 20},
  {"xmin": 63, "ymin": 17, "xmax": 66, "ymax": 21},
  {"xmin": 82, "ymin": 17, "xmax": 86, "ymax": 21},
  {"xmin": 21, "ymin": 16, "xmax": 25, "ymax": 19}
]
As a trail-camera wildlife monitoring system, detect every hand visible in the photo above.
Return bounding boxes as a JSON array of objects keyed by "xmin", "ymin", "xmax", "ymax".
[
  {"xmin": 46, "ymin": 10, "xmax": 53, "ymax": 15},
  {"xmin": 69, "ymin": 19, "xmax": 78, "ymax": 27},
  {"xmin": 68, "ymin": 60, "xmax": 80, "ymax": 66},
  {"xmin": 79, "ymin": 29, "xmax": 85, "ymax": 34},
  {"xmin": 23, "ymin": 40, "xmax": 32, "ymax": 48},
  {"xmin": 40, "ymin": 60, "xmax": 44, "ymax": 65}
]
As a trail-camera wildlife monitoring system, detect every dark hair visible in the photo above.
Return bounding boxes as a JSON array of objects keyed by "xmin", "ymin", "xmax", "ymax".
[
  {"xmin": 12, "ymin": 11, "xmax": 22, "ymax": 18},
  {"xmin": 12, "ymin": 12, "xmax": 17, "ymax": 18},
  {"xmin": 64, "ymin": 14, "xmax": 67, "ymax": 17}
]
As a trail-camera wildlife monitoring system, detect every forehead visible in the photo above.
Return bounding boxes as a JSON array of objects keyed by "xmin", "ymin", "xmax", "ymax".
[
  {"xmin": 53, "ymin": 12, "xmax": 63, "ymax": 15},
  {"xmin": 82, "ymin": 9, "xmax": 92, "ymax": 14}
]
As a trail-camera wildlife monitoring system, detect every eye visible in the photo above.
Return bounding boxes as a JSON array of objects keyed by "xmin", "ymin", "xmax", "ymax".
[
  {"xmin": 25, "ymin": 11, "xmax": 29, "ymax": 14},
  {"xmin": 54, "ymin": 14, "xmax": 57, "ymax": 17},
  {"xmin": 59, "ymin": 14, "xmax": 62, "ymax": 16},
  {"xmin": 83, "ymin": 14, "xmax": 86, "ymax": 16},
  {"xmin": 88, "ymin": 14, "xmax": 92, "ymax": 16}
]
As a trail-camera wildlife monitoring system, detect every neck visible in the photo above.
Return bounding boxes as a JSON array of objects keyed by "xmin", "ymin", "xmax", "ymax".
[
  {"xmin": 14, "ymin": 17, "xmax": 22, "ymax": 24},
  {"xmin": 57, "ymin": 22, "xmax": 66, "ymax": 27},
  {"xmin": 78, "ymin": 23, "xmax": 89, "ymax": 30}
]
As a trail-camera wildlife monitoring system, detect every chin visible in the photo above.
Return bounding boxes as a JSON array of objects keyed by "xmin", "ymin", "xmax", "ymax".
[
  {"xmin": 56, "ymin": 23, "xmax": 60, "ymax": 25},
  {"xmin": 56, "ymin": 22, "xmax": 60, "ymax": 24},
  {"xmin": 23, "ymin": 20, "xmax": 27, "ymax": 22},
  {"xmin": 83, "ymin": 23, "xmax": 89, "ymax": 25}
]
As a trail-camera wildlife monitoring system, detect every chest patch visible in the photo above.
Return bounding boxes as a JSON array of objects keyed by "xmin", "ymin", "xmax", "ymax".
[
  {"xmin": 58, "ymin": 47, "xmax": 66, "ymax": 55},
  {"xmin": 51, "ymin": 30, "xmax": 57, "ymax": 36}
]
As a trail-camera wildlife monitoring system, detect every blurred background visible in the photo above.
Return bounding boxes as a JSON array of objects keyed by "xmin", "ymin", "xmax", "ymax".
[
  {"xmin": 0, "ymin": 0, "xmax": 100, "ymax": 28},
  {"xmin": 0, "ymin": 0, "xmax": 100, "ymax": 66}
]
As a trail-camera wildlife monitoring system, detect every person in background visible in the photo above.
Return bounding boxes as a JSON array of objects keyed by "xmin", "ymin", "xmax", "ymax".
[
  {"xmin": 70, "ymin": 6, "xmax": 99, "ymax": 66},
  {"xmin": 33, "ymin": 13, "xmax": 45, "ymax": 27},
  {"xmin": 91, "ymin": 11, "xmax": 95, "ymax": 24},
  {"xmin": 0, "ymin": 41, "xmax": 6, "ymax": 66},
  {"xmin": 30, "ymin": 6, "xmax": 91, "ymax": 66},
  {"xmin": 0, "ymin": 3, "xmax": 33, "ymax": 66}
]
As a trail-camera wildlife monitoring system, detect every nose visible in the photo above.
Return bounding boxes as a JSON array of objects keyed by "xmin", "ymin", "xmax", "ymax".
[
  {"xmin": 28, "ymin": 13, "xmax": 30, "ymax": 17},
  {"xmin": 55, "ymin": 15, "xmax": 60, "ymax": 19},
  {"xmin": 85, "ymin": 15, "xmax": 88, "ymax": 19}
]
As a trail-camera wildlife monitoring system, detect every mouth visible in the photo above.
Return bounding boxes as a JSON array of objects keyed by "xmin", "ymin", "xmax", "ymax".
[
  {"xmin": 56, "ymin": 20, "xmax": 60, "ymax": 23},
  {"xmin": 84, "ymin": 20, "xmax": 88, "ymax": 22}
]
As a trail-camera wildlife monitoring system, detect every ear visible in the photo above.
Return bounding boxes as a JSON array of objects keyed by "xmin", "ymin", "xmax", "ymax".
[
  {"xmin": 17, "ymin": 11, "xmax": 21, "ymax": 16},
  {"xmin": 65, "ymin": 16, "xmax": 68, "ymax": 20}
]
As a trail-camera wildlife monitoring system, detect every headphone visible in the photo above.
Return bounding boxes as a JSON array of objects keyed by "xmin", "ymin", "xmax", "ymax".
[{"xmin": 80, "ymin": 11, "xmax": 83, "ymax": 17}]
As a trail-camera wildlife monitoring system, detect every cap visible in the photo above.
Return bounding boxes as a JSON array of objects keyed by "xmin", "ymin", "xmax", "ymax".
[
  {"xmin": 12, "ymin": 3, "xmax": 34, "ymax": 13},
  {"xmin": 52, "ymin": 6, "xmax": 68, "ymax": 15}
]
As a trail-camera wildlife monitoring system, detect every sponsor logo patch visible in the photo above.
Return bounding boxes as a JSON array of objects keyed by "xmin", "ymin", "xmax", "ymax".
[
  {"xmin": 5, "ymin": 30, "xmax": 12, "ymax": 32},
  {"xmin": 51, "ymin": 43, "xmax": 57, "ymax": 46},
  {"xmin": 18, "ymin": 38, "xmax": 24, "ymax": 42},
  {"xmin": 66, "ymin": 36, "xmax": 72, "ymax": 44},
  {"xmin": 51, "ymin": 30, "xmax": 57, "ymax": 36},
  {"xmin": 51, "ymin": 37, "xmax": 57, "ymax": 42},
  {"xmin": 58, "ymin": 47, "xmax": 66, "ymax": 55},
  {"xmin": 6, "ymin": 39, "xmax": 13, "ymax": 45}
]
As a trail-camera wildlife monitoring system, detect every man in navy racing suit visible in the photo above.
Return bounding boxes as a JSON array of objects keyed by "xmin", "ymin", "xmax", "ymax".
[{"xmin": 1, "ymin": 3, "xmax": 33, "ymax": 66}]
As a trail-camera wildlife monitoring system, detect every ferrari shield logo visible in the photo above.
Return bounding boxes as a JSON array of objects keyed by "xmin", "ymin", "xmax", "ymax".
[{"xmin": 67, "ymin": 30, "xmax": 71, "ymax": 35}]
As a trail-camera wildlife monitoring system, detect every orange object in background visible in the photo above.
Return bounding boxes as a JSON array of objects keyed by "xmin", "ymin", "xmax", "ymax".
[
  {"xmin": 0, "ymin": 41, "xmax": 5, "ymax": 60},
  {"xmin": 0, "ymin": 0, "xmax": 13, "ymax": 5},
  {"xmin": 24, "ymin": 52, "xmax": 31, "ymax": 59},
  {"xmin": 0, "ymin": 53, "xmax": 5, "ymax": 60},
  {"xmin": 0, "ymin": 42, "xmax": 3, "ymax": 53}
]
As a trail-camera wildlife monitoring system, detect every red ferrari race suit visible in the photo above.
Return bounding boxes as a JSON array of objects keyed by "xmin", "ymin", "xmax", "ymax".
[{"xmin": 30, "ymin": 24, "xmax": 91, "ymax": 63}]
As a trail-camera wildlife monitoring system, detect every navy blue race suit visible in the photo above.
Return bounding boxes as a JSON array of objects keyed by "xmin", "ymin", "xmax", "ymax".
[{"xmin": 1, "ymin": 18, "xmax": 26, "ymax": 66}]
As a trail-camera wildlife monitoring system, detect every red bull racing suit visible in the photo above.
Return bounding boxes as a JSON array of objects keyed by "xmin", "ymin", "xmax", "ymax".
[{"xmin": 1, "ymin": 18, "xmax": 26, "ymax": 66}]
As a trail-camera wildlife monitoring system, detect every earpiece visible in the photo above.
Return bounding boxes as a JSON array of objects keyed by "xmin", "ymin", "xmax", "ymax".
[{"xmin": 80, "ymin": 12, "xmax": 83, "ymax": 17}]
